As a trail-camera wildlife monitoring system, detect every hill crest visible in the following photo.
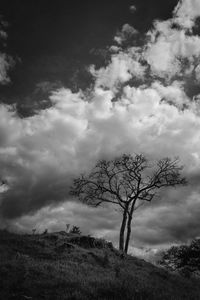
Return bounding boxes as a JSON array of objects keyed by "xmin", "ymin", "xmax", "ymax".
[{"xmin": 1, "ymin": 230, "xmax": 200, "ymax": 300}]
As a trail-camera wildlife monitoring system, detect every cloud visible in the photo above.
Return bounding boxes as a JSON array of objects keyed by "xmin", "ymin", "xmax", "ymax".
[
  {"xmin": 114, "ymin": 24, "xmax": 138, "ymax": 45},
  {"xmin": 174, "ymin": 0, "xmax": 200, "ymax": 29},
  {"xmin": 0, "ymin": 82, "xmax": 200, "ymax": 225},
  {"xmin": 151, "ymin": 81, "xmax": 190, "ymax": 108},
  {"xmin": 129, "ymin": 5, "xmax": 137, "ymax": 14},
  {"xmin": 0, "ymin": 16, "xmax": 8, "ymax": 41},
  {"xmin": 110, "ymin": 1, "xmax": 200, "ymax": 83},
  {"xmin": 90, "ymin": 48, "xmax": 146, "ymax": 91},
  {"xmin": 1, "ymin": 0, "xmax": 200, "ymax": 249},
  {"xmin": 1, "ymin": 201, "xmax": 120, "ymax": 243},
  {"xmin": 0, "ymin": 18, "xmax": 14, "ymax": 84},
  {"xmin": 0, "ymin": 53, "xmax": 14, "ymax": 84},
  {"xmin": 144, "ymin": 20, "xmax": 200, "ymax": 79},
  {"xmin": 194, "ymin": 64, "xmax": 200, "ymax": 82},
  {"xmin": 132, "ymin": 190, "xmax": 200, "ymax": 247}
]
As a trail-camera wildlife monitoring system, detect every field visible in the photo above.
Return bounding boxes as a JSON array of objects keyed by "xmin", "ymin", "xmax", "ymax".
[{"xmin": 1, "ymin": 230, "xmax": 200, "ymax": 300}]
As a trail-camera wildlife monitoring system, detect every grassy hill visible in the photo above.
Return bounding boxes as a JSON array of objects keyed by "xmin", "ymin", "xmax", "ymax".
[{"xmin": 1, "ymin": 230, "xmax": 200, "ymax": 300}]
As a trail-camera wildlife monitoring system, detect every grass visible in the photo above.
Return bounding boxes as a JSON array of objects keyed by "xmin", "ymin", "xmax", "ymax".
[{"xmin": 0, "ymin": 230, "xmax": 200, "ymax": 299}]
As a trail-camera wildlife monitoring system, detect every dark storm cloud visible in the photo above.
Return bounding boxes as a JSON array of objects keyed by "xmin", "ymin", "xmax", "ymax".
[
  {"xmin": 0, "ymin": 171, "xmax": 72, "ymax": 219},
  {"xmin": 2, "ymin": 201, "xmax": 121, "ymax": 243},
  {"xmin": 132, "ymin": 190, "xmax": 200, "ymax": 246}
]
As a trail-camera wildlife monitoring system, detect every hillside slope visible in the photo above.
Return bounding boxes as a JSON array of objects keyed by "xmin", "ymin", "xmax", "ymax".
[{"xmin": 0, "ymin": 230, "xmax": 200, "ymax": 300}]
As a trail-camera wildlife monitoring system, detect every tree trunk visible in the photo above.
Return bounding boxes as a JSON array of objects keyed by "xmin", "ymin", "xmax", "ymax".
[
  {"xmin": 124, "ymin": 199, "xmax": 137, "ymax": 254},
  {"xmin": 119, "ymin": 208, "xmax": 128, "ymax": 252},
  {"xmin": 124, "ymin": 214, "xmax": 132, "ymax": 254}
]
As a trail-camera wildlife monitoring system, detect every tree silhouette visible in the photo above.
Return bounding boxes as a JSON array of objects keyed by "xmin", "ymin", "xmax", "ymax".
[
  {"xmin": 71, "ymin": 154, "xmax": 186, "ymax": 253},
  {"xmin": 159, "ymin": 239, "xmax": 200, "ymax": 278}
]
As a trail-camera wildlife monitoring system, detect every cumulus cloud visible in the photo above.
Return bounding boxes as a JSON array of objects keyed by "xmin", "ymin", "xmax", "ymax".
[
  {"xmin": 1, "ymin": 82, "xmax": 200, "ymax": 231},
  {"xmin": 144, "ymin": 20, "xmax": 200, "ymax": 79},
  {"xmin": 151, "ymin": 81, "xmax": 190, "ymax": 108},
  {"xmin": 0, "ymin": 53, "xmax": 14, "ymax": 84},
  {"xmin": 114, "ymin": 24, "xmax": 138, "ymax": 45},
  {"xmin": 0, "ymin": 16, "xmax": 8, "ymax": 41},
  {"xmin": 90, "ymin": 48, "xmax": 146, "ymax": 91},
  {"xmin": 1, "ymin": 0, "xmax": 200, "ymax": 249},
  {"xmin": 194, "ymin": 64, "xmax": 200, "ymax": 82},
  {"xmin": 108, "ymin": 0, "xmax": 200, "ymax": 84},
  {"xmin": 129, "ymin": 5, "xmax": 136, "ymax": 14},
  {"xmin": 174, "ymin": 0, "xmax": 200, "ymax": 29},
  {"xmin": 0, "ymin": 18, "xmax": 14, "ymax": 84}
]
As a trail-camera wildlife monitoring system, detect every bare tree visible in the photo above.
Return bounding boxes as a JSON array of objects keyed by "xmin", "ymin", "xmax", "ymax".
[{"xmin": 71, "ymin": 154, "xmax": 186, "ymax": 253}]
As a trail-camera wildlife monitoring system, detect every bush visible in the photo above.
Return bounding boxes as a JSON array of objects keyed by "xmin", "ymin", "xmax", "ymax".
[
  {"xmin": 159, "ymin": 238, "xmax": 200, "ymax": 277},
  {"xmin": 70, "ymin": 226, "xmax": 82, "ymax": 235}
]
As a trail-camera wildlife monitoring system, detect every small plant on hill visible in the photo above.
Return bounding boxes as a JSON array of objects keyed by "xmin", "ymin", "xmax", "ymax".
[
  {"xmin": 66, "ymin": 223, "xmax": 70, "ymax": 232},
  {"xmin": 32, "ymin": 228, "xmax": 36, "ymax": 235},
  {"xmin": 70, "ymin": 225, "xmax": 82, "ymax": 235}
]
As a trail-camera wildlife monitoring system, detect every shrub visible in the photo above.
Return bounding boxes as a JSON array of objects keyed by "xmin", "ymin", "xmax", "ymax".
[
  {"xmin": 70, "ymin": 226, "xmax": 82, "ymax": 235},
  {"xmin": 159, "ymin": 238, "xmax": 200, "ymax": 278}
]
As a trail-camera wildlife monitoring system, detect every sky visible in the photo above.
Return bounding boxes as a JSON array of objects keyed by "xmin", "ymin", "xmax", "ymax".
[{"xmin": 1, "ymin": 0, "xmax": 200, "ymax": 254}]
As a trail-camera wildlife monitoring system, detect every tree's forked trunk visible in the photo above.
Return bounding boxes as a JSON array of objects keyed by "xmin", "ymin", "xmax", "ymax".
[
  {"xmin": 124, "ymin": 199, "xmax": 136, "ymax": 254},
  {"xmin": 124, "ymin": 214, "xmax": 132, "ymax": 254},
  {"xmin": 119, "ymin": 207, "xmax": 128, "ymax": 252}
]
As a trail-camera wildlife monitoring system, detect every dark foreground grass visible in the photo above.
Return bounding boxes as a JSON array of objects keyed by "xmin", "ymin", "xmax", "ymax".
[{"xmin": 0, "ymin": 230, "xmax": 200, "ymax": 300}]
